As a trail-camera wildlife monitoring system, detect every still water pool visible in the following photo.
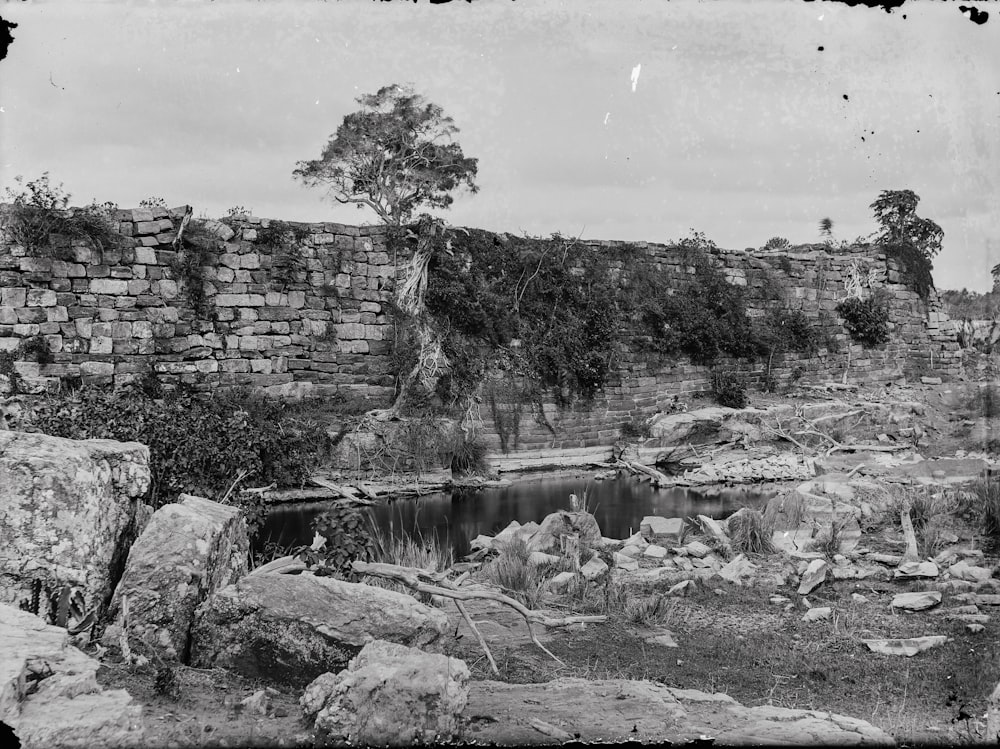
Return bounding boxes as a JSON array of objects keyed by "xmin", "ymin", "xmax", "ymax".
[{"xmin": 259, "ymin": 474, "xmax": 766, "ymax": 559}]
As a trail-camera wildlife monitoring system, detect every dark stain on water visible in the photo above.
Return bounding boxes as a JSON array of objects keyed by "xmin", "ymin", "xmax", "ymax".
[{"xmin": 259, "ymin": 474, "xmax": 767, "ymax": 559}]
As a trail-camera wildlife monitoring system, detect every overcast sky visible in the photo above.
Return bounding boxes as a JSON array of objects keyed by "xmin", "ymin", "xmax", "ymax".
[{"xmin": 1, "ymin": 0, "xmax": 998, "ymax": 291}]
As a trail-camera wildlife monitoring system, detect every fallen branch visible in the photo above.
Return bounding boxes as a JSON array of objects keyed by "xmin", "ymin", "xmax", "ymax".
[
  {"xmin": 352, "ymin": 561, "xmax": 605, "ymax": 670},
  {"xmin": 310, "ymin": 477, "xmax": 374, "ymax": 505},
  {"xmin": 171, "ymin": 205, "xmax": 193, "ymax": 251},
  {"xmin": 529, "ymin": 718, "xmax": 574, "ymax": 741},
  {"xmin": 614, "ymin": 459, "xmax": 672, "ymax": 487},
  {"xmin": 899, "ymin": 507, "xmax": 920, "ymax": 565}
]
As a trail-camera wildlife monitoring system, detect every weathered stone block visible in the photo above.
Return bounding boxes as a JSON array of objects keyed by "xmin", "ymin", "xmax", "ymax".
[
  {"xmin": 88, "ymin": 336, "xmax": 112, "ymax": 355},
  {"xmin": 26, "ymin": 288, "xmax": 57, "ymax": 307},
  {"xmin": 1, "ymin": 287, "xmax": 27, "ymax": 308},
  {"xmin": 102, "ymin": 495, "xmax": 248, "ymax": 662},
  {"xmin": 90, "ymin": 278, "xmax": 128, "ymax": 295},
  {"xmin": 0, "ymin": 432, "xmax": 151, "ymax": 617},
  {"xmin": 1, "ymin": 605, "xmax": 146, "ymax": 747},
  {"xmin": 302, "ymin": 640, "xmax": 469, "ymax": 746}
]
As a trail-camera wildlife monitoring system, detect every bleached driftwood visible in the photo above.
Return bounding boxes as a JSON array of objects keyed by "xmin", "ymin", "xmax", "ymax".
[
  {"xmin": 614, "ymin": 459, "xmax": 672, "ymax": 486},
  {"xmin": 899, "ymin": 507, "xmax": 921, "ymax": 565},
  {"xmin": 352, "ymin": 561, "xmax": 605, "ymax": 675}
]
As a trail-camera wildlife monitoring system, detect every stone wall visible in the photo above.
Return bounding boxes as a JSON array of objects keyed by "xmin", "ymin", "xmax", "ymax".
[
  {"xmin": 0, "ymin": 207, "xmax": 962, "ymax": 464},
  {"xmin": 470, "ymin": 240, "xmax": 962, "ymax": 458},
  {"xmin": 0, "ymin": 206, "xmax": 402, "ymax": 402}
]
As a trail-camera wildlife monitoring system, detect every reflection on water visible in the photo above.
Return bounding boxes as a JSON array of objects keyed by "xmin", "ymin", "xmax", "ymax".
[{"xmin": 259, "ymin": 474, "xmax": 765, "ymax": 559}]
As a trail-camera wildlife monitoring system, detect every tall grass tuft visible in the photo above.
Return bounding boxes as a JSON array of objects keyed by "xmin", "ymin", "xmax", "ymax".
[
  {"xmin": 763, "ymin": 492, "xmax": 806, "ymax": 532},
  {"xmin": 369, "ymin": 524, "xmax": 453, "ymax": 572},
  {"xmin": 364, "ymin": 523, "xmax": 453, "ymax": 599},
  {"xmin": 623, "ymin": 594, "xmax": 674, "ymax": 626},
  {"xmin": 480, "ymin": 537, "xmax": 551, "ymax": 609},
  {"xmin": 961, "ymin": 474, "xmax": 1000, "ymax": 547},
  {"xmin": 727, "ymin": 508, "xmax": 774, "ymax": 555}
]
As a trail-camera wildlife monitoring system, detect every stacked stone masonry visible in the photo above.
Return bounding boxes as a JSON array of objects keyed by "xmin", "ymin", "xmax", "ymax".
[
  {"xmin": 0, "ymin": 206, "xmax": 404, "ymax": 401},
  {"xmin": 0, "ymin": 207, "xmax": 961, "ymax": 457},
  {"xmin": 472, "ymin": 240, "xmax": 962, "ymax": 455}
]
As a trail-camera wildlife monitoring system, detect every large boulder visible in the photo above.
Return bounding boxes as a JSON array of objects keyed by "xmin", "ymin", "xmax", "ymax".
[
  {"xmin": 0, "ymin": 431, "xmax": 151, "ymax": 621},
  {"xmin": 301, "ymin": 639, "xmax": 469, "ymax": 746},
  {"xmin": 101, "ymin": 494, "xmax": 250, "ymax": 662},
  {"xmin": 1, "ymin": 603, "xmax": 144, "ymax": 748},
  {"xmin": 189, "ymin": 572, "xmax": 449, "ymax": 685},
  {"xmin": 527, "ymin": 511, "xmax": 603, "ymax": 554}
]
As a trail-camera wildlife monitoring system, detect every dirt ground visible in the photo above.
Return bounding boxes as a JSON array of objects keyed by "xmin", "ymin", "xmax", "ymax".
[{"xmin": 92, "ymin": 376, "xmax": 1000, "ymax": 746}]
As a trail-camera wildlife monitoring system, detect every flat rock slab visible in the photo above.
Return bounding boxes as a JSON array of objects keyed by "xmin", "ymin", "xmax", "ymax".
[
  {"xmin": 891, "ymin": 457, "xmax": 988, "ymax": 485},
  {"xmin": 464, "ymin": 678, "xmax": 892, "ymax": 745},
  {"xmin": 863, "ymin": 636, "xmax": 949, "ymax": 657},
  {"xmin": 892, "ymin": 591, "xmax": 942, "ymax": 611},
  {"xmin": 1, "ymin": 604, "xmax": 144, "ymax": 749}
]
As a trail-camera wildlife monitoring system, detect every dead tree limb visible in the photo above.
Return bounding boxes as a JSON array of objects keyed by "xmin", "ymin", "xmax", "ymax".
[
  {"xmin": 899, "ymin": 507, "xmax": 921, "ymax": 564},
  {"xmin": 352, "ymin": 561, "xmax": 605, "ymax": 669},
  {"xmin": 171, "ymin": 205, "xmax": 193, "ymax": 251}
]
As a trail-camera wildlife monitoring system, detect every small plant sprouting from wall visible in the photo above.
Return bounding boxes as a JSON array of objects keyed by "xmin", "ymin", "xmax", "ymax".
[
  {"xmin": 254, "ymin": 220, "xmax": 313, "ymax": 290},
  {"xmin": 0, "ymin": 173, "xmax": 125, "ymax": 260},
  {"xmin": 836, "ymin": 293, "xmax": 890, "ymax": 348},
  {"xmin": 0, "ymin": 334, "xmax": 55, "ymax": 395},
  {"xmin": 169, "ymin": 219, "xmax": 221, "ymax": 319}
]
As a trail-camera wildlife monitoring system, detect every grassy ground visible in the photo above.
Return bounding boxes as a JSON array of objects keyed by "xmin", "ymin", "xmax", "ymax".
[{"xmin": 443, "ymin": 578, "xmax": 1000, "ymax": 745}]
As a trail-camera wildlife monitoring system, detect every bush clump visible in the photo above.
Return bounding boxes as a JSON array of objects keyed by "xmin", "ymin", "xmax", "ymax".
[
  {"xmin": 26, "ymin": 385, "xmax": 326, "ymax": 515},
  {"xmin": 1, "ymin": 173, "xmax": 125, "ymax": 259},
  {"xmin": 295, "ymin": 503, "xmax": 376, "ymax": 580},
  {"xmin": 711, "ymin": 370, "xmax": 748, "ymax": 409},
  {"xmin": 836, "ymin": 294, "xmax": 890, "ymax": 347}
]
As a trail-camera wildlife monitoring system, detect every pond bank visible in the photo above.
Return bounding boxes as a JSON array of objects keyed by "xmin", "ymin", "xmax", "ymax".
[{"xmin": 259, "ymin": 472, "xmax": 772, "ymax": 558}]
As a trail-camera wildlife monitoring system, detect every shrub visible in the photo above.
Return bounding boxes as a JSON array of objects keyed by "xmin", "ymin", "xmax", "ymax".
[
  {"xmin": 1, "ymin": 173, "xmax": 125, "ymax": 259},
  {"xmin": 620, "ymin": 416, "xmax": 652, "ymax": 440},
  {"xmin": 836, "ymin": 294, "xmax": 890, "ymax": 347},
  {"xmin": 762, "ymin": 236, "xmax": 790, "ymax": 251},
  {"xmin": 26, "ymin": 386, "xmax": 325, "ymax": 517},
  {"xmin": 711, "ymin": 370, "xmax": 748, "ymax": 409},
  {"xmin": 295, "ymin": 503, "xmax": 376, "ymax": 580},
  {"xmin": 450, "ymin": 434, "xmax": 489, "ymax": 476}
]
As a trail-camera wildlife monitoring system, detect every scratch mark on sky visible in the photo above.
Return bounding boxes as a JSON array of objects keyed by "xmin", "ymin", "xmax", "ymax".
[
  {"xmin": 630, "ymin": 63, "xmax": 641, "ymax": 92},
  {"xmin": 604, "ymin": 112, "xmax": 610, "ymax": 125}
]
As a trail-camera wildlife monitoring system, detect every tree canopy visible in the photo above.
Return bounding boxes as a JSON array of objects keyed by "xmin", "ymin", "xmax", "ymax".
[
  {"xmin": 870, "ymin": 189, "xmax": 943, "ymax": 259},
  {"xmin": 293, "ymin": 84, "xmax": 479, "ymax": 226}
]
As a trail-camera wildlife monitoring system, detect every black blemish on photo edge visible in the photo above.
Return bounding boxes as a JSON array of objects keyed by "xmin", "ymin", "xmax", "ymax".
[
  {"xmin": 0, "ymin": 16, "xmax": 17, "ymax": 63},
  {"xmin": 843, "ymin": 94, "xmax": 849, "ymax": 101},
  {"xmin": 959, "ymin": 6, "xmax": 989, "ymax": 25},
  {"xmin": 804, "ymin": 0, "xmax": 906, "ymax": 14}
]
